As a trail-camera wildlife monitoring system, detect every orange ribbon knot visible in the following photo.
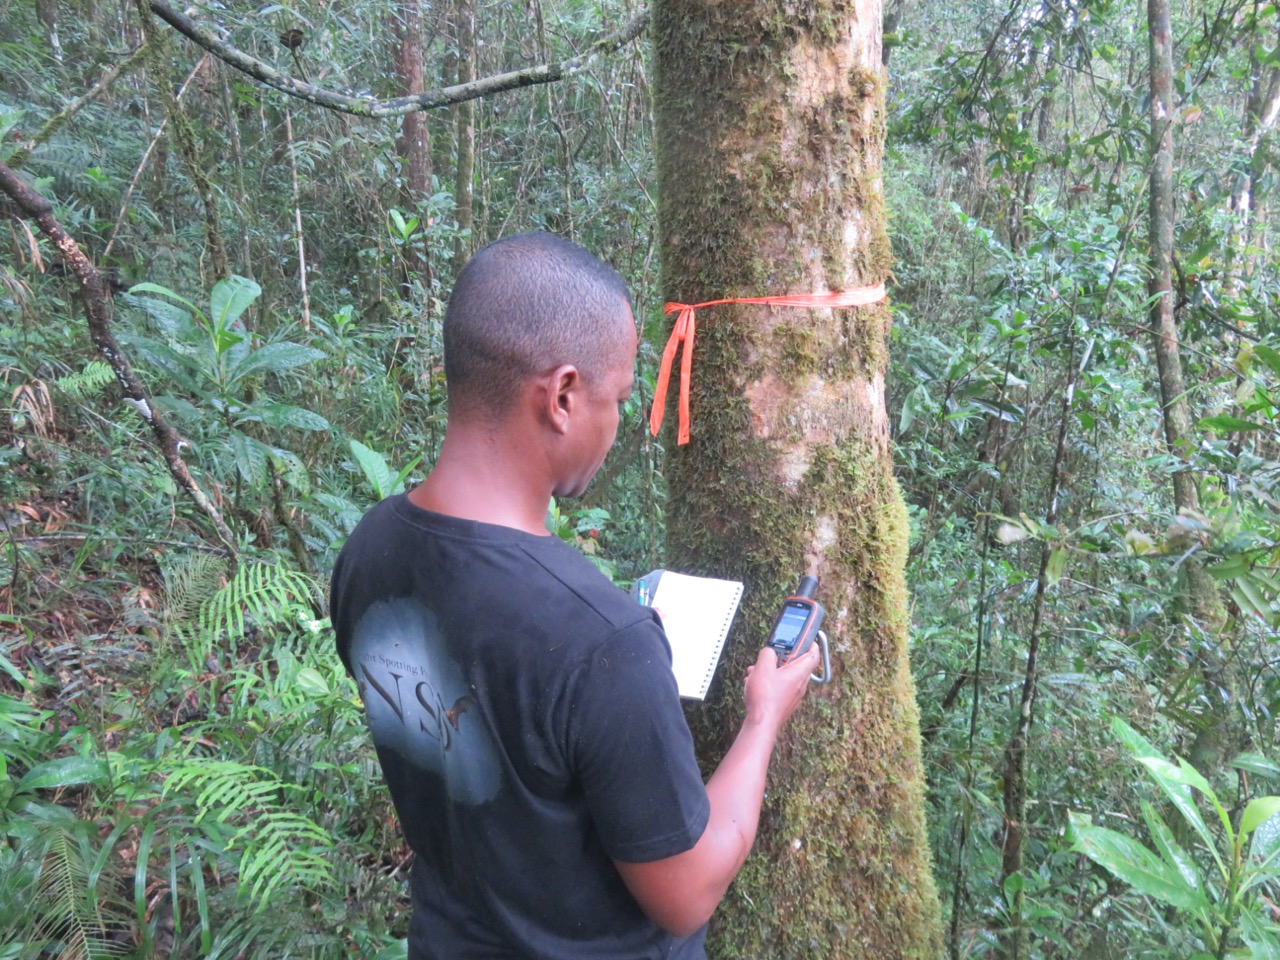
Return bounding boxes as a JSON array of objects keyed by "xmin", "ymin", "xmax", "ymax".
[{"xmin": 649, "ymin": 284, "xmax": 887, "ymax": 445}]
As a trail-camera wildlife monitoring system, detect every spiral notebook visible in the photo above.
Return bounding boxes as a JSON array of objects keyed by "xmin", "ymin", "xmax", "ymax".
[{"xmin": 632, "ymin": 569, "xmax": 743, "ymax": 700}]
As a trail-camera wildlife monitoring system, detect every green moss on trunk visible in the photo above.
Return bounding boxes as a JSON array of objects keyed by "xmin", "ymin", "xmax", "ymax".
[{"xmin": 652, "ymin": 1, "xmax": 944, "ymax": 956}]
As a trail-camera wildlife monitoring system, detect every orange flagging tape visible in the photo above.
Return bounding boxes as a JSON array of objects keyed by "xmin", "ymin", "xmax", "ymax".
[{"xmin": 649, "ymin": 284, "xmax": 887, "ymax": 445}]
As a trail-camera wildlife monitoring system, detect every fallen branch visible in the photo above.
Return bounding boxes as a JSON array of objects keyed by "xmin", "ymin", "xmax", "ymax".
[
  {"xmin": 0, "ymin": 162, "xmax": 239, "ymax": 558},
  {"xmin": 146, "ymin": 0, "xmax": 649, "ymax": 118}
]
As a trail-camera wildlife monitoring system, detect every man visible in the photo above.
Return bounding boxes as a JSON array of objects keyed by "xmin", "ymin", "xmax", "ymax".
[{"xmin": 331, "ymin": 232, "xmax": 819, "ymax": 959}]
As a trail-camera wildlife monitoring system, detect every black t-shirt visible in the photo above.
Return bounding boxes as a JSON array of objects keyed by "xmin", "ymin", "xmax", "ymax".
[{"xmin": 330, "ymin": 495, "xmax": 711, "ymax": 960}]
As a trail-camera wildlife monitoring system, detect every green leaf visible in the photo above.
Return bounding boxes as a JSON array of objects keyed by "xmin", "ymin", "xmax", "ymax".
[
  {"xmin": 1242, "ymin": 797, "xmax": 1280, "ymax": 837},
  {"xmin": 127, "ymin": 282, "xmax": 203, "ymax": 319},
  {"xmin": 1232, "ymin": 754, "xmax": 1280, "ymax": 782},
  {"xmin": 349, "ymin": 440, "xmax": 394, "ymax": 500},
  {"xmin": 1233, "ymin": 574, "xmax": 1279, "ymax": 627},
  {"xmin": 1199, "ymin": 415, "xmax": 1264, "ymax": 432},
  {"xmin": 210, "ymin": 275, "xmax": 261, "ymax": 331},
  {"xmin": 1240, "ymin": 909, "xmax": 1280, "ymax": 959},
  {"xmin": 1045, "ymin": 546, "xmax": 1068, "ymax": 587},
  {"xmin": 295, "ymin": 668, "xmax": 329, "ymax": 698},
  {"xmin": 1141, "ymin": 800, "xmax": 1202, "ymax": 893},
  {"xmin": 899, "ymin": 383, "xmax": 929, "ymax": 434},
  {"xmin": 1252, "ymin": 809, "xmax": 1280, "ymax": 865},
  {"xmin": 227, "ymin": 342, "xmax": 326, "ymax": 386},
  {"xmin": 1253, "ymin": 344, "xmax": 1280, "ymax": 379},
  {"xmin": 18, "ymin": 755, "xmax": 110, "ymax": 791},
  {"xmin": 237, "ymin": 402, "xmax": 330, "ymax": 432},
  {"xmin": 1069, "ymin": 812, "xmax": 1212, "ymax": 912},
  {"xmin": 230, "ymin": 431, "xmax": 270, "ymax": 487},
  {"xmin": 1208, "ymin": 556, "xmax": 1251, "ymax": 579}
]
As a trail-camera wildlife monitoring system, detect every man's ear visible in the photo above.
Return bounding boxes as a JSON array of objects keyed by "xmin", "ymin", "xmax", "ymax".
[{"xmin": 543, "ymin": 364, "xmax": 580, "ymax": 435}]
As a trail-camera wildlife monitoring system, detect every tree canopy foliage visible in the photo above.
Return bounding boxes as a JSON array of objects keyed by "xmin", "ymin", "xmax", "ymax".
[{"xmin": 1, "ymin": 0, "xmax": 1278, "ymax": 955}]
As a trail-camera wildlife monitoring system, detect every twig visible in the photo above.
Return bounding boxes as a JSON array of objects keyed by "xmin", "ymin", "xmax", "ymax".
[
  {"xmin": 7, "ymin": 534, "xmax": 229, "ymax": 555},
  {"xmin": 103, "ymin": 55, "xmax": 208, "ymax": 263},
  {"xmin": 282, "ymin": 107, "xmax": 311, "ymax": 329},
  {"xmin": 0, "ymin": 162, "xmax": 239, "ymax": 558},
  {"xmin": 146, "ymin": 0, "xmax": 649, "ymax": 118}
]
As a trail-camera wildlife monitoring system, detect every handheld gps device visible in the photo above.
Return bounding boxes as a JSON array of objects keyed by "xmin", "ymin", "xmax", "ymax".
[{"xmin": 766, "ymin": 575, "xmax": 832, "ymax": 684}]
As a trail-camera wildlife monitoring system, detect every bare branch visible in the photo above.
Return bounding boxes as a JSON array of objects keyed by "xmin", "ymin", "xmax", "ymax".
[
  {"xmin": 0, "ymin": 162, "xmax": 239, "ymax": 558},
  {"xmin": 146, "ymin": 0, "xmax": 650, "ymax": 118}
]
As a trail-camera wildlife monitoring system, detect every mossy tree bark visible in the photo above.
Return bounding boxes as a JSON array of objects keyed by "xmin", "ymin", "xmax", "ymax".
[{"xmin": 652, "ymin": 2, "xmax": 944, "ymax": 956}]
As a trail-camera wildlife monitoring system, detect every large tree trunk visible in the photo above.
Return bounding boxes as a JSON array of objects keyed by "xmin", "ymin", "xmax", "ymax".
[{"xmin": 653, "ymin": 2, "xmax": 944, "ymax": 957}]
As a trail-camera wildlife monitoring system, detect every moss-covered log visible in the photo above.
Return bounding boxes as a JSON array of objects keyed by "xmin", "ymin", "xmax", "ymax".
[{"xmin": 652, "ymin": 1, "xmax": 944, "ymax": 956}]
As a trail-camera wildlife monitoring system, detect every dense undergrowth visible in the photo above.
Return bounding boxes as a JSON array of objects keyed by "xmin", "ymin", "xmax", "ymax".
[{"xmin": 2, "ymin": 0, "xmax": 1279, "ymax": 955}]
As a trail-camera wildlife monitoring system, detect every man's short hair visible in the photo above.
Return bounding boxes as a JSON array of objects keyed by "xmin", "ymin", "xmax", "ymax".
[{"xmin": 443, "ymin": 232, "xmax": 633, "ymax": 419}]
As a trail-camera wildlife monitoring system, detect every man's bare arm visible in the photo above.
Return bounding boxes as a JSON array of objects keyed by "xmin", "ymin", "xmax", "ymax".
[{"xmin": 613, "ymin": 643, "xmax": 821, "ymax": 937}]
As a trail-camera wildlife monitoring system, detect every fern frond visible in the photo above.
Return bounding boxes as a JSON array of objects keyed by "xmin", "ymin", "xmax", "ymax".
[
  {"xmin": 53, "ymin": 361, "xmax": 115, "ymax": 401},
  {"xmin": 161, "ymin": 553, "xmax": 229, "ymax": 641},
  {"xmin": 174, "ymin": 561, "xmax": 319, "ymax": 668},
  {"xmin": 31, "ymin": 825, "xmax": 128, "ymax": 960},
  {"xmin": 161, "ymin": 759, "xmax": 336, "ymax": 913}
]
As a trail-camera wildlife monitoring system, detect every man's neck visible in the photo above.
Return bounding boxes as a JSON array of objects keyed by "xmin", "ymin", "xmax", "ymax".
[{"xmin": 407, "ymin": 427, "xmax": 553, "ymax": 536}]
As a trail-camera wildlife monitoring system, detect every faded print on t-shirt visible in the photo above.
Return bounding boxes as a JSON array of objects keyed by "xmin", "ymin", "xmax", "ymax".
[{"xmin": 349, "ymin": 597, "xmax": 500, "ymax": 806}]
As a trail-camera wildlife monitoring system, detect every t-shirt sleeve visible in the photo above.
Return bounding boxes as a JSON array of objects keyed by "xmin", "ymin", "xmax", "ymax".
[{"xmin": 566, "ymin": 618, "xmax": 711, "ymax": 863}]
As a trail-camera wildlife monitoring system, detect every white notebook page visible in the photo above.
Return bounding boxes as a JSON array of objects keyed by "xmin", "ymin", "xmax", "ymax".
[{"xmin": 651, "ymin": 571, "xmax": 743, "ymax": 700}]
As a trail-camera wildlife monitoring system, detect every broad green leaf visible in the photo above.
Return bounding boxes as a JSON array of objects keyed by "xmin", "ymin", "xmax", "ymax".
[
  {"xmin": 1199, "ymin": 414, "xmax": 1263, "ymax": 432},
  {"xmin": 1250, "ymin": 806, "xmax": 1280, "ymax": 865},
  {"xmin": 1240, "ymin": 909, "xmax": 1280, "ymax": 959},
  {"xmin": 350, "ymin": 440, "xmax": 394, "ymax": 500},
  {"xmin": 295, "ymin": 668, "xmax": 329, "ymax": 698},
  {"xmin": 18, "ymin": 755, "xmax": 110, "ymax": 791},
  {"xmin": 1233, "ymin": 574, "xmax": 1280, "ymax": 627},
  {"xmin": 237, "ymin": 401, "xmax": 330, "ymax": 432},
  {"xmin": 210, "ymin": 275, "xmax": 261, "ymax": 331},
  {"xmin": 372, "ymin": 940, "xmax": 409, "ymax": 960},
  {"xmin": 1112, "ymin": 717, "xmax": 1162, "ymax": 760},
  {"xmin": 124, "ymin": 290, "xmax": 194, "ymax": 334},
  {"xmin": 230, "ymin": 431, "xmax": 270, "ymax": 487},
  {"xmin": 1141, "ymin": 800, "xmax": 1202, "ymax": 892},
  {"xmin": 117, "ymin": 333, "xmax": 205, "ymax": 393},
  {"xmin": 1242, "ymin": 797, "xmax": 1280, "ymax": 836},
  {"xmin": 128, "ymin": 282, "xmax": 202, "ymax": 318},
  {"xmin": 899, "ymin": 383, "xmax": 930, "ymax": 434},
  {"xmin": 1045, "ymin": 546, "xmax": 1068, "ymax": 587},
  {"xmin": 1253, "ymin": 344, "xmax": 1280, "ymax": 379},
  {"xmin": 1232, "ymin": 754, "xmax": 1280, "ymax": 782},
  {"xmin": 227, "ymin": 342, "xmax": 326, "ymax": 386},
  {"xmin": 1139, "ymin": 756, "xmax": 1213, "ymax": 797},
  {"xmin": 1117, "ymin": 734, "xmax": 1221, "ymax": 874},
  {"xmin": 1069, "ymin": 813, "xmax": 1211, "ymax": 912},
  {"xmin": 1208, "ymin": 556, "xmax": 1251, "ymax": 579}
]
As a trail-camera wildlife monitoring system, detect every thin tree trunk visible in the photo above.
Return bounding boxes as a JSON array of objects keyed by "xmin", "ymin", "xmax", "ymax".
[
  {"xmin": 1148, "ymin": 0, "xmax": 1229, "ymax": 776},
  {"xmin": 997, "ymin": 328, "xmax": 1091, "ymax": 960},
  {"xmin": 393, "ymin": 0, "xmax": 433, "ymax": 290},
  {"xmin": 452, "ymin": 0, "xmax": 476, "ymax": 271},
  {"xmin": 653, "ymin": 1, "xmax": 943, "ymax": 956},
  {"xmin": 1147, "ymin": 0, "xmax": 1221, "ymax": 624},
  {"xmin": 283, "ymin": 107, "xmax": 311, "ymax": 330}
]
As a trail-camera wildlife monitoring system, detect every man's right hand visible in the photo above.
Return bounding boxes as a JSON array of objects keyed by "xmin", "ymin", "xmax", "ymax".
[{"xmin": 742, "ymin": 642, "xmax": 822, "ymax": 731}]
